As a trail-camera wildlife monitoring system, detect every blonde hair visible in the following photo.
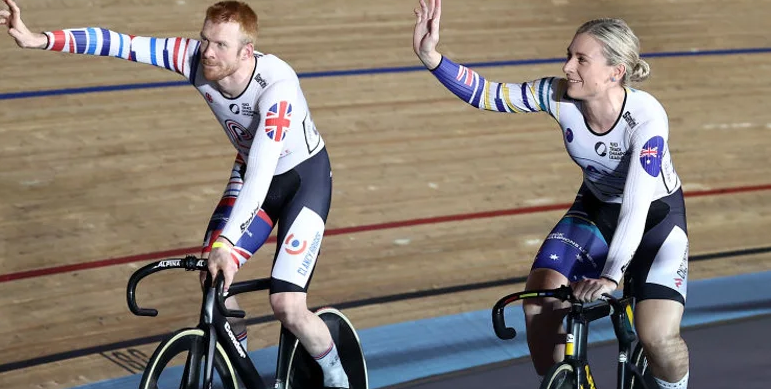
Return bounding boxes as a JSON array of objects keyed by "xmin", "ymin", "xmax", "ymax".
[
  {"xmin": 205, "ymin": 1, "xmax": 259, "ymax": 46},
  {"xmin": 576, "ymin": 18, "xmax": 650, "ymax": 85}
]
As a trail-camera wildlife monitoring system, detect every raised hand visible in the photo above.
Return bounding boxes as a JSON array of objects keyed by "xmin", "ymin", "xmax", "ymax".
[
  {"xmin": 0, "ymin": 0, "xmax": 48, "ymax": 49},
  {"xmin": 412, "ymin": 0, "xmax": 442, "ymax": 69}
]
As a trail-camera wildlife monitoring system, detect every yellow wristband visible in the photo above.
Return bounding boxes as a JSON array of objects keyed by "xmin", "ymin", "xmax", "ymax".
[{"xmin": 212, "ymin": 241, "xmax": 229, "ymax": 250}]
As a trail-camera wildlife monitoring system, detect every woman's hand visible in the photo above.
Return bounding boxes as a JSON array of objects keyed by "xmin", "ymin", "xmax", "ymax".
[{"xmin": 412, "ymin": 0, "xmax": 443, "ymax": 69}]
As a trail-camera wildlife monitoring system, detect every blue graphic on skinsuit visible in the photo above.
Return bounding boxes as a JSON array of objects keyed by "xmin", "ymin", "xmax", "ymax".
[
  {"xmin": 236, "ymin": 212, "xmax": 274, "ymax": 253},
  {"xmin": 639, "ymin": 135, "xmax": 664, "ymax": 177},
  {"xmin": 532, "ymin": 217, "xmax": 609, "ymax": 281}
]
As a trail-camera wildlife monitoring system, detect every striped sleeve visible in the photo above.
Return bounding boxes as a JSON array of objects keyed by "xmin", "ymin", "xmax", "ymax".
[
  {"xmin": 430, "ymin": 56, "xmax": 561, "ymax": 117},
  {"xmin": 43, "ymin": 28, "xmax": 201, "ymax": 81}
]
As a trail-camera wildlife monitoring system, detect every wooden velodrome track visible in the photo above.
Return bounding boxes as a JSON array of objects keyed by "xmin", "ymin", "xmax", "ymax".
[{"xmin": 1, "ymin": 0, "xmax": 771, "ymax": 387}]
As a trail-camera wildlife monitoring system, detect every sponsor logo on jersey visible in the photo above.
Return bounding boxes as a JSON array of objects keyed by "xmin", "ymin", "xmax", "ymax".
[
  {"xmin": 240, "ymin": 207, "xmax": 259, "ymax": 233},
  {"xmin": 224, "ymin": 119, "xmax": 254, "ymax": 150},
  {"xmin": 595, "ymin": 142, "xmax": 608, "ymax": 157},
  {"xmin": 240, "ymin": 103, "xmax": 256, "ymax": 117},
  {"xmin": 622, "ymin": 111, "xmax": 637, "ymax": 128},
  {"xmin": 565, "ymin": 128, "xmax": 574, "ymax": 143},
  {"xmin": 297, "ymin": 231, "xmax": 323, "ymax": 276},
  {"xmin": 639, "ymin": 136, "xmax": 664, "ymax": 177},
  {"xmin": 284, "ymin": 233, "xmax": 308, "ymax": 255},
  {"xmin": 229, "ymin": 104, "xmax": 240, "ymax": 114},
  {"xmin": 253, "ymin": 73, "xmax": 267, "ymax": 88},
  {"xmin": 675, "ymin": 242, "xmax": 689, "ymax": 288},
  {"xmin": 608, "ymin": 142, "xmax": 624, "ymax": 160}
]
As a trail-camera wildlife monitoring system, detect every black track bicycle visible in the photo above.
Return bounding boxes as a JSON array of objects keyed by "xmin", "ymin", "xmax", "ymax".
[
  {"xmin": 492, "ymin": 285, "xmax": 655, "ymax": 389},
  {"xmin": 126, "ymin": 256, "xmax": 368, "ymax": 389}
]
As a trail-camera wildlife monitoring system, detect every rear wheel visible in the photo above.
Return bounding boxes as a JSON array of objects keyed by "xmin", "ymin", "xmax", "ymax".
[
  {"xmin": 139, "ymin": 328, "xmax": 238, "ymax": 389},
  {"xmin": 630, "ymin": 343, "xmax": 657, "ymax": 389},
  {"xmin": 540, "ymin": 362, "xmax": 577, "ymax": 389},
  {"xmin": 284, "ymin": 307, "xmax": 369, "ymax": 389}
]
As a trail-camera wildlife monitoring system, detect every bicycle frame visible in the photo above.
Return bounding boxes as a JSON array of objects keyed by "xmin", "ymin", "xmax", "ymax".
[
  {"xmin": 127, "ymin": 256, "xmax": 298, "ymax": 389},
  {"xmin": 203, "ymin": 275, "xmax": 270, "ymax": 389},
  {"xmin": 562, "ymin": 295, "xmax": 640, "ymax": 389},
  {"xmin": 492, "ymin": 285, "xmax": 649, "ymax": 389}
]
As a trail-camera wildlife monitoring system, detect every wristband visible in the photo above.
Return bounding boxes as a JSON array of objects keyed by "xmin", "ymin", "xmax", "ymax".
[{"xmin": 212, "ymin": 241, "xmax": 229, "ymax": 250}]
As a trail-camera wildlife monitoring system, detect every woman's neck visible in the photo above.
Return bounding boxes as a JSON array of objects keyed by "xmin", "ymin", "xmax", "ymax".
[{"xmin": 582, "ymin": 86, "xmax": 626, "ymax": 134}]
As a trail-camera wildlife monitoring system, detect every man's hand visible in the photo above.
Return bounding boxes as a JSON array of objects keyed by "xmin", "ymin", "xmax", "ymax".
[
  {"xmin": 207, "ymin": 238, "xmax": 239, "ymax": 292},
  {"xmin": 0, "ymin": 0, "xmax": 48, "ymax": 49},
  {"xmin": 571, "ymin": 277, "xmax": 618, "ymax": 303}
]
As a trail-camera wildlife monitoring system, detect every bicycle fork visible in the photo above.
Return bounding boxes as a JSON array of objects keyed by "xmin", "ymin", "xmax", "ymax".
[{"xmin": 565, "ymin": 298, "xmax": 644, "ymax": 389}]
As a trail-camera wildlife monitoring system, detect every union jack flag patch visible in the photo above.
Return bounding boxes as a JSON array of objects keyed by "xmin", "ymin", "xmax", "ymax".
[{"xmin": 265, "ymin": 101, "xmax": 292, "ymax": 142}]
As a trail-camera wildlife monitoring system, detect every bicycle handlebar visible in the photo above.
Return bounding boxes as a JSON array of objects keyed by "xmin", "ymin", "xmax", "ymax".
[
  {"xmin": 491, "ymin": 285, "xmax": 622, "ymax": 340},
  {"xmin": 215, "ymin": 273, "xmax": 246, "ymax": 318},
  {"xmin": 126, "ymin": 255, "xmax": 245, "ymax": 318}
]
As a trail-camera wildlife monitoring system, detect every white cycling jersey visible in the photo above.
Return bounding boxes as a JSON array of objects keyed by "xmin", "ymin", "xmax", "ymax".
[
  {"xmin": 43, "ymin": 28, "xmax": 325, "ymax": 245},
  {"xmin": 430, "ymin": 56, "xmax": 682, "ymax": 282}
]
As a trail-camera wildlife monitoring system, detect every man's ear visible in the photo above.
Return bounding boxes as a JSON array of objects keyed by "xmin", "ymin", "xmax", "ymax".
[{"xmin": 241, "ymin": 42, "xmax": 254, "ymax": 60}]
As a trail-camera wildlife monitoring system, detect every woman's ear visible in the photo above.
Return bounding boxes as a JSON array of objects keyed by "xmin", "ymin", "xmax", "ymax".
[{"xmin": 612, "ymin": 63, "xmax": 626, "ymax": 83}]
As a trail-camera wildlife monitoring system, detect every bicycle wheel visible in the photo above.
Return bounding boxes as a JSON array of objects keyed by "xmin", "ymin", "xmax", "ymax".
[
  {"xmin": 284, "ymin": 307, "xmax": 369, "ymax": 389},
  {"xmin": 540, "ymin": 362, "xmax": 577, "ymax": 389},
  {"xmin": 139, "ymin": 328, "xmax": 238, "ymax": 389},
  {"xmin": 629, "ymin": 343, "xmax": 657, "ymax": 389}
]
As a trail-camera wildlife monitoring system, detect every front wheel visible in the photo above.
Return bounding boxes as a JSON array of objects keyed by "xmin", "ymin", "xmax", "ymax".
[
  {"xmin": 139, "ymin": 328, "xmax": 238, "ymax": 389},
  {"xmin": 540, "ymin": 362, "xmax": 577, "ymax": 389},
  {"xmin": 629, "ymin": 343, "xmax": 657, "ymax": 389}
]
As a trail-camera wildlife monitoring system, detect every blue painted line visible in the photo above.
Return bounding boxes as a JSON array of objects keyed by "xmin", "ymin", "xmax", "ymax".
[
  {"xmin": 2, "ymin": 46, "xmax": 771, "ymax": 101},
  {"xmin": 0, "ymin": 81, "xmax": 188, "ymax": 99},
  {"xmin": 70, "ymin": 271, "xmax": 771, "ymax": 389}
]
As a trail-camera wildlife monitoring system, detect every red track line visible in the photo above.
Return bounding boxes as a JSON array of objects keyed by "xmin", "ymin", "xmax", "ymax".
[{"xmin": 2, "ymin": 183, "xmax": 770, "ymax": 284}]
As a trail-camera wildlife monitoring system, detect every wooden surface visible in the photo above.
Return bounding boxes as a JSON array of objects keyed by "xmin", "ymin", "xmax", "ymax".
[{"xmin": 1, "ymin": 0, "xmax": 770, "ymax": 387}]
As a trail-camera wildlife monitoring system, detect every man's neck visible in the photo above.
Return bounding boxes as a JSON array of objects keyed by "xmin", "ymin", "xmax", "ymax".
[{"xmin": 216, "ymin": 56, "xmax": 256, "ymax": 98}]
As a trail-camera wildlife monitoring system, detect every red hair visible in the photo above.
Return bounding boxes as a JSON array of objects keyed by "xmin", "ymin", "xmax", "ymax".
[{"xmin": 205, "ymin": 1, "xmax": 259, "ymax": 44}]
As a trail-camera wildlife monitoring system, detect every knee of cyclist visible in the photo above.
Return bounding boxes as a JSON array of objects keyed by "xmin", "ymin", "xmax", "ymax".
[
  {"xmin": 270, "ymin": 296, "xmax": 305, "ymax": 328},
  {"xmin": 637, "ymin": 329, "xmax": 680, "ymax": 356},
  {"xmin": 522, "ymin": 299, "xmax": 548, "ymax": 318},
  {"xmin": 522, "ymin": 298, "xmax": 568, "ymax": 320}
]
